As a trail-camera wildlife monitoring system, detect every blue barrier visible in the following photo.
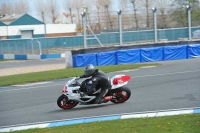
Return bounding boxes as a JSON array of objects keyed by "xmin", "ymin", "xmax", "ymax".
[
  {"xmin": 73, "ymin": 53, "xmax": 97, "ymax": 67},
  {"xmin": 164, "ymin": 45, "xmax": 187, "ymax": 60},
  {"xmin": 41, "ymin": 54, "xmax": 61, "ymax": 59},
  {"xmin": 0, "ymin": 54, "xmax": 63, "ymax": 60},
  {"xmin": 0, "ymin": 54, "xmax": 3, "ymax": 59},
  {"xmin": 116, "ymin": 49, "xmax": 140, "ymax": 64},
  {"xmin": 188, "ymin": 44, "xmax": 200, "ymax": 58},
  {"xmin": 15, "ymin": 54, "xmax": 27, "ymax": 60},
  {"xmin": 141, "ymin": 47, "xmax": 163, "ymax": 62},
  {"xmin": 72, "ymin": 44, "xmax": 200, "ymax": 68},
  {"xmin": 97, "ymin": 51, "xmax": 116, "ymax": 66}
]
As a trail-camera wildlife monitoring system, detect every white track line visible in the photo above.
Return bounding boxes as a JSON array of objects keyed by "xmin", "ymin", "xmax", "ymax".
[{"xmin": 131, "ymin": 70, "xmax": 200, "ymax": 78}]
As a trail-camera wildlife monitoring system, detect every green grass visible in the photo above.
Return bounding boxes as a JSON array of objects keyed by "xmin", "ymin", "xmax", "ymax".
[
  {"xmin": 0, "ymin": 59, "xmax": 13, "ymax": 62},
  {"xmin": 10, "ymin": 114, "xmax": 200, "ymax": 133},
  {"xmin": 0, "ymin": 63, "xmax": 160, "ymax": 86}
]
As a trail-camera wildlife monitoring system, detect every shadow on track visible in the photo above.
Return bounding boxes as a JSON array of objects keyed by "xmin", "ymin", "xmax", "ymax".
[{"xmin": 47, "ymin": 103, "xmax": 119, "ymax": 114}]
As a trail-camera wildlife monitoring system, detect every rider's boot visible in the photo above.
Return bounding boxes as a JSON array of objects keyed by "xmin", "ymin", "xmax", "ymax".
[{"xmin": 98, "ymin": 96, "xmax": 113, "ymax": 104}]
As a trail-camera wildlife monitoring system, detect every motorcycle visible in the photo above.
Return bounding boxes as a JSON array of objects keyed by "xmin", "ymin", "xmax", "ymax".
[{"xmin": 57, "ymin": 74, "xmax": 131, "ymax": 109}]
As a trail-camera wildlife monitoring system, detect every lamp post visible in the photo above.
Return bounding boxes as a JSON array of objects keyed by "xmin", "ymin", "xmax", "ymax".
[
  {"xmin": 186, "ymin": 5, "xmax": 191, "ymax": 41},
  {"xmin": 117, "ymin": 10, "xmax": 123, "ymax": 46},
  {"xmin": 81, "ymin": 6, "xmax": 87, "ymax": 48},
  {"xmin": 152, "ymin": 7, "xmax": 157, "ymax": 43}
]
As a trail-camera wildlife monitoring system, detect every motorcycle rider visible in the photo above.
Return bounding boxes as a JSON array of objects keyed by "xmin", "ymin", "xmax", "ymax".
[{"xmin": 78, "ymin": 64, "xmax": 112, "ymax": 104}]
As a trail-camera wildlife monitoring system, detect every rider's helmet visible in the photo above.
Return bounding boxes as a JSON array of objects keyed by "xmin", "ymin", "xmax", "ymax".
[{"xmin": 84, "ymin": 64, "xmax": 96, "ymax": 77}]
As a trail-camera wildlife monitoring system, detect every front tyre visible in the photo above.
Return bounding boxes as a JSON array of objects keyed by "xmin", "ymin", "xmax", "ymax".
[
  {"xmin": 111, "ymin": 86, "xmax": 131, "ymax": 103},
  {"xmin": 57, "ymin": 94, "xmax": 78, "ymax": 109}
]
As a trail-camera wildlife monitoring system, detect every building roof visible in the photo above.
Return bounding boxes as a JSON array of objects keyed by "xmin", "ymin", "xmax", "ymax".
[
  {"xmin": 0, "ymin": 14, "xmax": 44, "ymax": 26},
  {"xmin": 0, "ymin": 21, "xmax": 6, "ymax": 26}
]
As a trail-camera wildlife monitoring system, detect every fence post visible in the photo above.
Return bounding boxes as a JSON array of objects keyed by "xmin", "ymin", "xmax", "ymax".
[
  {"xmin": 6, "ymin": 42, "xmax": 9, "ymax": 54},
  {"xmin": 31, "ymin": 41, "xmax": 34, "ymax": 54},
  {"xmin": 187, "ymin": 5, "xmax": 192, "ymax": 41},
  {"xmin": 81, "ymin": 11, "xmax": 87, "ymax": 48},
  {"xmin": 118, "ymin": 10, "xmax": 123, "ymax": 46},
  {"xmin": 152, "ymin": 7, "xmax": 158, "ymax": 43},
  {"xmin": 14, "ymin": 42, "xmax": 17, "ymax": 54},
  {"xmin": 37, "ymin": 41, "xmax": 42, "ymax": 55},
  {"xmin": 0, "ymin": 43, "xmax": 2, "ymax": 54}
]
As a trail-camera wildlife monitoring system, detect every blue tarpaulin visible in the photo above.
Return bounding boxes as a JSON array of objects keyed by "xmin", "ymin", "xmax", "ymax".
[
  {"xmin": 141, "ymin": 47, "xmax": 163, "ymax": 62},
  {"xmin": 164, "ymin": 45, "xmax": 187, "ymax": 60},
  {"xmin": 188, "ymin": 44, "xmax": 200, "ymax": 58},
  {"xmin": 73, "ymin": 53, "xmax": 97, "ymax": 67},
  {"xmin": 97, "ymin": 51, "xmax": 116, "ymax": 66},
  {"xmin": 116, "ymin": 49, "xmax": 140, "ymax": 64}
]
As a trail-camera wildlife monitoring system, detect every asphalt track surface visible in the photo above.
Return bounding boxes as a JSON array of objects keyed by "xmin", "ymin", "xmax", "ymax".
[
  {"xmin": 0, "ymin": 59, "xmax": 65, "ymax": 69},
  {"xmin": 0, "ymin": 58, "xmax": 200, "ymax": 128}
]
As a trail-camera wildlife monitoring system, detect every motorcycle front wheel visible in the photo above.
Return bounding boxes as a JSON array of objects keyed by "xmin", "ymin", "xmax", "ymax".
[
  {"xmin": 111, "ymin": 86, "xmax": 131, "ymax": 104},
  {"xmin": 57, "ymin": 94, "xmax": 78, "ymax": 109}
]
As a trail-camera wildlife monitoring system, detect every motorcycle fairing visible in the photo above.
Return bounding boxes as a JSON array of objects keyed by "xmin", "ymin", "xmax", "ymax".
[{"xmin": 111, "ymin": 75, "xmax": 131, "ymax": 89}]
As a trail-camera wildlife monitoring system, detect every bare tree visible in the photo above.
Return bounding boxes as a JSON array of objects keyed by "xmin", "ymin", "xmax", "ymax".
[
  {"xmin": 48, "ymin": 0, "xmax": 60, "ymax": 24},
  {"xmin": 156, "ymin": 0, "xmax": 172, "ymax": 28},
  {"xmin": 141, "ymin": 0, "xmax": 155, "ymax": 28},
  {"xmin": 0, "ymin": 2, "xmax": 14, "ymax": 15},
  {"xmin": 35, "ymin": 0, "xmax": 48, "ymax": 23},
  {"xmin": 129, "ymin": 0, "xmax": 139, "ymax": 28},
  {"xmin": 98, "ymin": 0, "xmax": 113, "ymax": 30},
  {"xmin": 74, "ymin": 0, "xmax": 83, "ymax": 26},
  {"xmin": 64, "ymin": 0, "xmax": 75, "ymax": 24},
  {"xmin": 14, "ymin": 0, "xmax": 29, "ymax": 14},
  {"xmin": 94, "ymin": 0, "xmax": 104, "ymax": 30}
]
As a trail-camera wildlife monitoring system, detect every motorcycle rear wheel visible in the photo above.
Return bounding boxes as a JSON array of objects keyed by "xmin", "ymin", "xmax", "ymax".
[
  {"xmin": 57, "ymin": 94, "xmax": 78, "ymax": 109},
  {"xmin": 111, "ymin": 86, "xmax": 131, "ymax": 103}
]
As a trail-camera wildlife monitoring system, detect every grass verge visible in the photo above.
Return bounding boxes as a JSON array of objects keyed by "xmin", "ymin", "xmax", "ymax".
[
  {"xmin": 10, "ymin": 114, "xmax": 200, "ymax": 133},
  {"xmin": 0, "ymin": 63, "xmax": 160, "ymax": 86}
]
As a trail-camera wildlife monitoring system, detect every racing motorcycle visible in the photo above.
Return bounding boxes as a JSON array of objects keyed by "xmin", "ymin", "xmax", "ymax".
[{"xmin": 57, "ymin": 74, "xmax": 131, "ymax": 109}]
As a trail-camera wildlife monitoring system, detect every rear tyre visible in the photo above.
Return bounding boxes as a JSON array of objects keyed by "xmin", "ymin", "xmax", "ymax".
[
  {"xmin": 111, "ymin": 86, "xmax": 131, "ymax": 103},
  {"xmin": 57, "ymin": 94, "xmax": 78, "ymax": 109}
]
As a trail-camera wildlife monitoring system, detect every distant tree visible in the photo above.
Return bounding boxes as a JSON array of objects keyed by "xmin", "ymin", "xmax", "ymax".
[
  {"xmin": 140, "ymin": 0, "xmax": 155, "ymax": 28},
  {"xmin": 35, "ymin": 0, "xmax": 48, "ymax": 23},
  {"xmin": 129, "ymin": 0, "xmax": 140, "ymax": 28},
  {"xmin": 64, "ymin": 0, "xmax": 75, "ymax": 24},
  {"xmin": 171, "ymin": 0, "xmax": 200, "ymax": 27},
  {"xmin": 14, "ymin": 0, "xmax": 29, "ymax": 14},
  {"xmin": 0, "ymin": 2, "xmax": 14, "ymax": 15},
  {"xmin": 98, "ymin": 0, "xmax": 113, "ymax": 30},
  {"xmin": 48, "ymin": 0, "xmax": 60, "ymax": 24},
  {"xmin": 156, "ymin": 0, "xmax": 172, "ymax": 28},
  {"xmin": 74, "ymin": 0, "xmax": 83, "ymax": 26}
]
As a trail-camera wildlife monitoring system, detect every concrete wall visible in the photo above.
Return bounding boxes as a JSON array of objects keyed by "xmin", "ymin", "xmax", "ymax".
[
  {"xmin": 46, "ymin": 24, "xmax": 76, "ymax": 34},
  {"xmin": 7, "ymin": 25, "xmax": 45, "ymax": 36},
  {"xmin": 0, "ymin": 26, "xmax": 7, "ymax": 36}
]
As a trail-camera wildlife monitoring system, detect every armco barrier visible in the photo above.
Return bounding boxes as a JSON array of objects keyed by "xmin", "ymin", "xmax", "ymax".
[
  {"xmin": 0, "ymin": 53, "xmax": 65, "ymax": 60},
  {"xmin": 163, "ymin": 45, "xmax": 187, "ymax": 60},
  {"xmin": 141, "ymin": 47, "xmax": 163, "ymax": 62},
  {"xmin": 73, "ymin": 53, "xmax": 97, "ymax": 67},
  {"xmin": 188, "ymin": 44, "xmax": 200, "ymax": 58},
  {"xmin": 97, "ymin": 51, "xmax": 117, "ymax": 66},
  {"xmin": 116, "ymin": 49, "xmax": 140, "ymax": 65},
  {"xmin": 1, "ymin": 44, "xmax": 200, "ymax": 67},
  {"xmin": 72, "ymin": 44, "xmax": 200, "ymax": 68}
]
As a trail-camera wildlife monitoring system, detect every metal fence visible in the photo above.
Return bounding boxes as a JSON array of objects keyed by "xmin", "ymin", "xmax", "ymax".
[
  {"xmin": 0, "ymin": 40, "xmax": 41, "ymax": 55},
  {"xmin": 0, "ymin": 7, "xmax": 200, "ymax": 54}
]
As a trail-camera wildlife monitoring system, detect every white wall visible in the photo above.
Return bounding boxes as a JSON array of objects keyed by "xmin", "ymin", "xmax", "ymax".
[
  {"xmin": 0, "ymin": 26, "xmax": 7, "ymax": 36},
  {"xmin": 46, "ymin": 24, "xmax": 76, "ymax": 34},
  {"xmin": 7, "ymin": 25, "xmax": 45, "ymax": 36}
]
